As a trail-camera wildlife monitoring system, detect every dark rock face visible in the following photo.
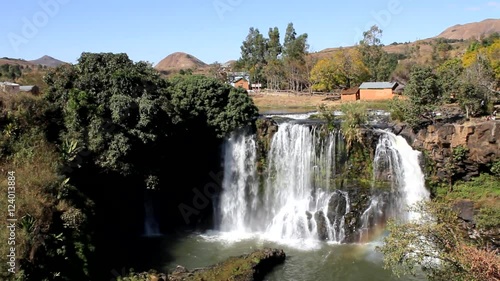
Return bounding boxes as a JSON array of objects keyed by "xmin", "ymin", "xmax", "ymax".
[
  {"xmin": 315, "ymin": 211, "xmax": 328, "ymax": 240},
  {"xmin": 413, "ymin": 121, "xmax": 500, "ymax": 181},
  {"xmin": 453, "ymin": 200, "xmax": 475, "ymax": 223},
  {"xmin": 168, "ymin": 248, "xmax": 286, "ymax": 281}
]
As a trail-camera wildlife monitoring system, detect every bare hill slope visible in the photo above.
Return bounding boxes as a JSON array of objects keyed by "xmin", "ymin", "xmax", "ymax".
[
  {"xmin": 436, "ymin": 18, "xmax": 500, "ymax": 40},
  {"xmin": 154, "ymin": 52, "xmax": 207, "ymax": 72}
]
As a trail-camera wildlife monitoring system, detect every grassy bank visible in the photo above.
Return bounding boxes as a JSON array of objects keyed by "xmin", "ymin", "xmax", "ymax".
[{"xmin": 251, "ymin": 92, "xmax": 393, "ymax": 113}]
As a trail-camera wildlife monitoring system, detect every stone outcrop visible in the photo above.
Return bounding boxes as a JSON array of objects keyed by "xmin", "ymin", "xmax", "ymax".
[
  {"xmin": 168, "ymin": 248, "xmax": 286, "ymax": 281},
  {"xmin": 412, "ymin": 121, "xmax": 500, "ymax": 180}
]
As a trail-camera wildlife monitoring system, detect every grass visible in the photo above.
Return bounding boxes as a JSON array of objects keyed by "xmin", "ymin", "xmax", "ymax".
[
  {"xmin": 437, "ymin": 174, "xmax": 500, "ymax": 205},
  {"xmin": 252, "ymin": 92, "xmax": 394, "ymax": 113},
  {"xmin": 0, "ymin": 131, "xmax": 60, "ymax": 280},
  {"xmin": 251, "ymin": 91, "xmax": 340, "ymax": 111},
  {"xmin": 436, "ymin": 173, "xmax": 500, "ymax": 230}
]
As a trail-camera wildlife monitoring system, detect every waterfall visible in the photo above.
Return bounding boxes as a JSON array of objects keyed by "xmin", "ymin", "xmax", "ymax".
[
  {"xmin": 143, "ymin": 191, "xmax": 161, "ymax": 237},
  {"xmin": 219, "ymin": 133, "xmax": 259, "ymax": 233},
  {"xmin": 219, "ymin": 123, "xmax": 429, "ymax": 245},
  {"xmin": 369, "ymin": 131, "xmax": 429, "ymax": 222},
  {"xmin": 220, "ymin": 123, "xmax": 347, "ymax": 242}
]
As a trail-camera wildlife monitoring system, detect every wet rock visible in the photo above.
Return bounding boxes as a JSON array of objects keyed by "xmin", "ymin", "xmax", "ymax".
[
  {"xmin": 168, "ymin": 248, "xmax": 286, "ymax": 281},
  {"xmin": 314, "ymin": 211, "xmax": 328, "ymax": 240}
]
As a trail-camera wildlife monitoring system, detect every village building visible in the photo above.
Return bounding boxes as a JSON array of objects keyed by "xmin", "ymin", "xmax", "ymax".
[
  {"xmin": 340, "ymin": 87, "xmax": 360, "ymax": 101},
  {"xmin": 358, "ymin": 82, "xmax": 399, "ymax": 100},
  {"xmin": 0, "ymin": 82, "xmax": 20, "ymax": 94},
  {"xmin": 232, "ymin": 77, "xmax": 250, "ymax": 90},
  {"xmin": 228, "ymin": 72, "xmax": 251, "ymax": 91}
]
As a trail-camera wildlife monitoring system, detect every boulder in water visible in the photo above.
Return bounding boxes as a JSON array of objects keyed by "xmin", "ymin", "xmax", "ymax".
[
  {"xmin": 168, "ymin": 248, "xmax": 286, "ymax": 281},
  {"xmin": 314, "ymin": 211, "xmax": 328, "ymax": 240}
]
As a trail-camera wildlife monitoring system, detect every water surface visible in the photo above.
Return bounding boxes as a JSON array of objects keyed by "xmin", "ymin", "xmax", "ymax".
[{"xmin": 163, "ymin": 232, "xmax": 425, "ymax": 281}]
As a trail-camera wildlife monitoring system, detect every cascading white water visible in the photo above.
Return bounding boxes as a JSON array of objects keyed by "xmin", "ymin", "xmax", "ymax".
[
  {"xmin": 219, "ymin": 133, "xmax": 259, "ymax": 233},
  {"xmin": 219, "ymin": 123, "xmax": 429, "ymax": 245},
  {"xmin": 371, "ymin": 131, "xmax": 430, "ymax": 221},
  {"xmin": 220, "ymin": 123, "xmax": 348, "ymax": 243}
]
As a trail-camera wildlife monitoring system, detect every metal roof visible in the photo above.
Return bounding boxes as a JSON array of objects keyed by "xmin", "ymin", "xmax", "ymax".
[
  {"xmin": 359, "ymin": 82, "xmax": 398, "ymax": 89},
  {"xmin": 233, "ymin": 77, "xmax": 248, "ymax": 83},
  {"xmin": 19, "ymin": 86, "xmax": 36, "ymax": 91},
  {"xmin": 0, "ymin": 82, "xmax": 20, "ymax": 86}
]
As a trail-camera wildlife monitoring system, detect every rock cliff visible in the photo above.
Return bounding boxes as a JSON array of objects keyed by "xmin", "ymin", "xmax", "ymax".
[{"xmin": 412, "ymin": 121, "xmax": 500, "ymax": 180}]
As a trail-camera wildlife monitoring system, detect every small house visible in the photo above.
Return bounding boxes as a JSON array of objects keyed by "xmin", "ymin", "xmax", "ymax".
[
  {"xmin": 0, "ymin": 82, "xmax": 20, "ymax": 94},
  {"xmin": 359, "ymin": 82, "xmax": 399, "ymax": 100},
  {"xmin": 233, "ymin": 77, "xmax": 249, "ymax": 90},
  {"xmin": 340, "ymin": 87, "xmax": 360, "ymax": 101}
]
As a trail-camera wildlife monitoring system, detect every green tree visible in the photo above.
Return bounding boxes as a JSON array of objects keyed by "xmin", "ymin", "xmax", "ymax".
[
  {"xmin": 239, "ymin": 27, "xmax": 268, "ymax": 85},
  {"xmin": 283, "ymin": 23, "xmax": 309, "ymax": 91},
  {"xmin": 310, "ymin": 48, "xmax": 369, "ymax": 90},
  {"xmin": 266, "ymin": 27, "xmax": 282, "ymax": 61},
  {"xmin": 358, "ymin": 25, "xmax": 387, "ymax": 81},
  {"xmin": 166, "ymin": 75, "xmax": 258, "ymax": 137},
  {"xmin": 403, "ymin": 65, "xmax": 441, "ymax": 128},
  {"xmin": 436, "ymin": 58, "xmax": 464, "ymax": 102},
  {"xmin": 379, "ymin": 201, "xmax": 500, "ymax": 281},
  {"xmin": 339, "ymin": 102, "xmax": 368, "ymax": 150},
  {"xmin": 45, "ymin": 53, "xmax": 259, "ymax": 179},
  {"xmin": 456, "ymin": 82, "xmax": 488, "ymax": 118},
  {"xmin": 264, "ymin": 58, "xmax": 285, "ymax": 90},
  {"xmin": 45, "ymin": 53, "xmax": 171, "ymax": 177},
  {"xmin": 374, "ymin": 51, "xmax": 398, "ymax": 81}
]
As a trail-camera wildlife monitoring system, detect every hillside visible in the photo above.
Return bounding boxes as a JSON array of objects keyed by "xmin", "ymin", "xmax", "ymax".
[
  {"xmin": 154, "ymin": 52, "xmax": 207, "ymax": 72},
  {"xmin": 436, "ymin": 18, "xmax": 500, "ymax": 40},
  {"xmin": 30, "ymin": 55, "xmax": 67, "ymax": 67},
  {"xmin": 310, "ymin": 19, "xmax": 500, "ymax": 62},
  {"xmin": 0, "ymin": 57, "xmax": 35, "ymax": 67},
  {"xmin": 0, "ymin": 55, "xmax": 67, "ymax": 68}
]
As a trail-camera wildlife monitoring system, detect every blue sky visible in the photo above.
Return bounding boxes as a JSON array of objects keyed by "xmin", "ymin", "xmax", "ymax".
[{"xmin": 0, "ymin": 0, "xmax": 499, "ymax": 65}]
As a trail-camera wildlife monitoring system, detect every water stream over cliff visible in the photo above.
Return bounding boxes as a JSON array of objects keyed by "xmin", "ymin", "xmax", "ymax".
[
  {"xmin": 143, "ymin": 118, "xmax": 430, "ymax": 281},
  {"xmin": 219, "ymin": 122, "xmax": 429, "ymax": 247}
]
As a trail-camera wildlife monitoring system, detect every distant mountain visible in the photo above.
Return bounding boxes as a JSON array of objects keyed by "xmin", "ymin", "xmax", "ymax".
[
  {"xmin": 0, "ymin": 57, "xmax": 34, "ymax": 67},
  {"xmin": 435, "ymin": 18, "xmax": 500, "ymax": 40},
  {"xmin": 29, "ymin": 55, "xmax": 67, "ymax": 67},
  {"xmin": 0, "ymin": 55, "xmax": 66, "ymax": 68},
  {"xmin": 154, "ymin": 52, "xmax": 207, "ymax": 72}
]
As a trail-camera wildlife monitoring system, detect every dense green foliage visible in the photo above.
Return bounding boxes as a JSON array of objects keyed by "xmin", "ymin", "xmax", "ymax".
[
  {"xmin": 236, "ymin": 22, "xmax": 310, "ymax": 91},
  {"xmin": 45, "ymin": 52, "xmax": 258, "ymax": 182},
  {"xmin": 379, "ymin": 201, "xmax": 500, "ymax": 281},
  {"xmin": 339, "ymin": 102, "xmax": 368, "ymax": 150},
  {"xmin": 0, "ymin": 94, "xmax": 94, "ymax": 281},
  {"xmin": 0, "ymin": 52, "xmax": 259, "ymax": 281},
  {"xmin": 0, "ymin": 64, "xmax": 22, "ymax": 80},
  {"xmin": 402, "ymin": 65, "xmax": 441, "ymax": 127}
]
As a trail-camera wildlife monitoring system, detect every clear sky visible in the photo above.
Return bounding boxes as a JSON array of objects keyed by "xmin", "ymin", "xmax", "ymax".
[{"xmin": 1, "ymin": 0, "xmax": 499, "ymax": 65}]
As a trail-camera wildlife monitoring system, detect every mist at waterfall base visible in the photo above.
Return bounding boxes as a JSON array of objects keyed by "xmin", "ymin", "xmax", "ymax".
[
  {"xmin": 168, "ymin": 121, "xmax": 427, "ymax": 281},
  {"xmin": 218, "ymin": 123, "xmax": 428, "ymax": 245},
  {"xmin": 139, "ymin": 119, "xmax": 429, "ymax": 280}
]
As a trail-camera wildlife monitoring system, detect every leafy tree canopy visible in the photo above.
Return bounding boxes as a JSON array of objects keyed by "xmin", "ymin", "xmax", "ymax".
[{"xmin": 45, "ymin": 53, "xmax": 258, "ymax": 180}]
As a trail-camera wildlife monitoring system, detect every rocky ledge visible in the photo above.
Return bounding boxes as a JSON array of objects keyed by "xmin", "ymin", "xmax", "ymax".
[
  {"xmin": 409, "ymin": 120, "xmax": 500, "ymax": 179},
  {"xmin": 168, "ymin": 248, "xmax": 286, "ymax": 281}
]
